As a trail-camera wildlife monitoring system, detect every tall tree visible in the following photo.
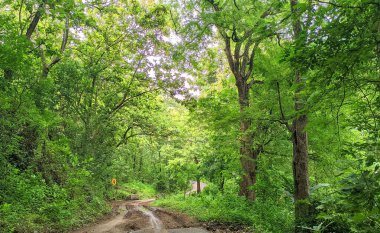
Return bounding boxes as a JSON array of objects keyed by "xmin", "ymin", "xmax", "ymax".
[
  {"xmin": 289, "ymin": 0, "xmax": 311, "ymax": 227},
  {"xmin": 202, "ymin": 0, "xmax": 283, "ymax": 201}
]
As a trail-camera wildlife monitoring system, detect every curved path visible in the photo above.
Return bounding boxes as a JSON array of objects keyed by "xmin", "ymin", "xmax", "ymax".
[{"xmin": 71, "ymin": 199, "xmax": 209, "ymax": 233}]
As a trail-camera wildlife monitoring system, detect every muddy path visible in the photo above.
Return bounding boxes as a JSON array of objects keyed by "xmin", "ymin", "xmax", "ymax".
[{"xmin": 71, "ymin": 199, "xmax": 209, "ymax": 233}]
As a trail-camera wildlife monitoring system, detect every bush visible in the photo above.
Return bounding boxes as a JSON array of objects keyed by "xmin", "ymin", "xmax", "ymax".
[
  {"xmin": 0, "ymin": 167, "xmax": 110, "ymax": 232},
  {"xmin": 313, "ymin": 160, "xmax": 380, "ymax": 233},
  {"xmin": 154, "ymin": 185, "xmax": 293, "ymax": 233}
]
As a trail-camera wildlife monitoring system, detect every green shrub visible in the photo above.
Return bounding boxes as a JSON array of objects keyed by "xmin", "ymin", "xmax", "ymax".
[
  {"xmin": 0, "ymin": 167, "xmax": 110, "ymax": 232},
  {"xmin": 313, "ymin": 160, "xmax": 380, "ymax": 233},
  {"xmin": 154, "ymin": 187, "xmax": 293, "ymax": 233},
  {"xmin": 122, "ymin": 181, "xmax": 156, "ymax": 198},
  {"xmin": 108, "ymin": 180, "xmax": 157, "ymax": 200}
]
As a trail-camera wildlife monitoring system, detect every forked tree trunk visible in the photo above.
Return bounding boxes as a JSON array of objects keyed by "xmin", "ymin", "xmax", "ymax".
[{"xmin": 206, "ymin": 0, "xmax": 266, "ymax": 202}]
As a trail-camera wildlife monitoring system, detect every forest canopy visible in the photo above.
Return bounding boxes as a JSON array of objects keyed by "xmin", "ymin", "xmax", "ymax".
[{"xmin": 0, "ymin": 0, "xmax": 379, "ymax": 232}]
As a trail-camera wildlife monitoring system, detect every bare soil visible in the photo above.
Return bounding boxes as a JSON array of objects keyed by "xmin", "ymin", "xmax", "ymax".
[
  {"xmin": 71, "ymin": 199, "xmax": 252, "ymax": 233},
  {"xmin": 148, "ymin": 207, "xmax": 200, "ymax": 229},
  {"xmin": 71, "ymin": 199, "xmax": 203, "ymax": 233}
]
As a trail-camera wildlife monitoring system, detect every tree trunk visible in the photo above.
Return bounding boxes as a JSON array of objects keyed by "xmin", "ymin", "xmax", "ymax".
[
  {"xmin": 158, "ymin": 150, "xmax": 162, "ymax": 173},
  {"xmin": 290, "ymin": 0, "xmax": 311, "ymax": 230},
  {"xmin": 196, "ymin": 178, "xmax": 201, "ymax": 194},
  {"xmin": 208, "ymin": 0, "xmax": 262, "ymax": 201},
  {"xmin": 292, "ymin": 93, "xmax": 310, "ymax": 226},
  {"xmin": 194, "ymin": 156, "xmax": 201, "ymax": 194},
  {"xmin": 237, "ymin": 79, "xmax": 256, "ymax": 201}
]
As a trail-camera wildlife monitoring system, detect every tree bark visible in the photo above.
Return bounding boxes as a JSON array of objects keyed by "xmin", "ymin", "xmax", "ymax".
[
  {"xmin": 292, "ymin": 123, "xmax": 310, "ymax": 222},
  {"xmin": 26, "ymin": 2, "xmax": 45, "ymax": 40},
  {"xmin": 236, "ymin": 77, "xmax": 256, "ymax": 201},
  {"xmin": 292, "ymin": 73, "xmax": 310, "ymax": 226}
]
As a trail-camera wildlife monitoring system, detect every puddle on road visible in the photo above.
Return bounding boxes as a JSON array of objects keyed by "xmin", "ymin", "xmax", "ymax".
[{"xmin": 135, "ymin": 206, "xmax": 165, "ymax": 233}]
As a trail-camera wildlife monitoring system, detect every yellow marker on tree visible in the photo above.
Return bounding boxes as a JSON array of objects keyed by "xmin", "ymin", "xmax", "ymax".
[{"xmin": 111, "ymin": 178, "xmax": 117, "ymax": 186}]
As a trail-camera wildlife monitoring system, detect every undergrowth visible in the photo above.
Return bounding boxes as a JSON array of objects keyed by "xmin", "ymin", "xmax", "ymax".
[
  {"xmin": 154, "ymin": 192, "xmax": 293, "ymax": 233},
  {"xmin": 108, "ymin": 180, "xmax": 157, "ymax": 200},
  {"xmin": 0, "ymin": 168, "xmax": 110, "ymax": 232},
  {"xmin": 0, "ymin": 167, "xmax": 156, "ymax": 233}
]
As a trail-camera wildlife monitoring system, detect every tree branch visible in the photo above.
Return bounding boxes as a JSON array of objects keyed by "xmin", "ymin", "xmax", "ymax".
[
  {"xmin": 246, "ymin": 42, "xmax": 260, "ymax": 80},
  {"xmin": 247, "ymin": 79, "xmax": 264, "ymax": 89},
  {"xmin": 276, "ymin": 81, "xmax": 292, "ymax": 131},
  {"xmin": 224, "ymin": 37, "xmax": 239, "ymax": 78},
  {"xmin": 19, "ymin": 0, "xmax": 25, "ymax": 36},
  {"xmin": 25, "ymin": 2, "xmax": 45, "ymax": 40},
  {"xmin": 116, "ymin": 125, "xmax": 133, "ymax": 147},
  {"xmin": 241, "ymin": 38, "xmax": 254, "ymax": 77},
  {"xmin": 110, "ymin": 88, "xmax": 160, "ymax": 116},
  {"xmin": 46, "ymin": 16, "xmax": 70, "ymax": 72},
  {"xmin": 315, "ymin": 0, "xmax": 370, "ymax": 9}
]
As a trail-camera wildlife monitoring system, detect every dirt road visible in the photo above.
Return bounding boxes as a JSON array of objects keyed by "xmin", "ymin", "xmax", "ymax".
[{"xmin": 71, "ymin": 199, "xmax": 209, "ymax": 233}]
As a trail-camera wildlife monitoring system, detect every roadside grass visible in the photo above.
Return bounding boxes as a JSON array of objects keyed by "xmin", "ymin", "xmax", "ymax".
[{"xmin": 154, "ymin": 193, "xmax": 294, "ymax": 233}]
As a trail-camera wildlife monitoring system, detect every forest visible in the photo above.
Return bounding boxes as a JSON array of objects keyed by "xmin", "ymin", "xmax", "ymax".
[{"xmin": 0, "ymin": 0, "xmax": 379, "ymax": 232}]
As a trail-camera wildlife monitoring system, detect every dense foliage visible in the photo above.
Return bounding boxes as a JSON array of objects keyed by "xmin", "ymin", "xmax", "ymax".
[{"xmin": 0, "ymin": 0, "xmax": 379, "ymax": 232}]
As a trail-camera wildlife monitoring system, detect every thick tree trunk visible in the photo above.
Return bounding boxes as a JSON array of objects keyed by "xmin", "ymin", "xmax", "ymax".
[
  {"xmin": 237, "ymin": 79, "xmax": 256, "ymax": 201},
  {"xmin": 209, "ymin": 0, "xmax": 262, "ymax": 201},
  {"xmin": 239, "ymin": 142, "xmax": 257, "ymax": 201},
  {"xmin": 292, "ymin": 83, "xmax": 310, "ymax": 225},
  {"xmin": 290, "ymin": 0, "xmax": 311, "ymax": 230}
]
